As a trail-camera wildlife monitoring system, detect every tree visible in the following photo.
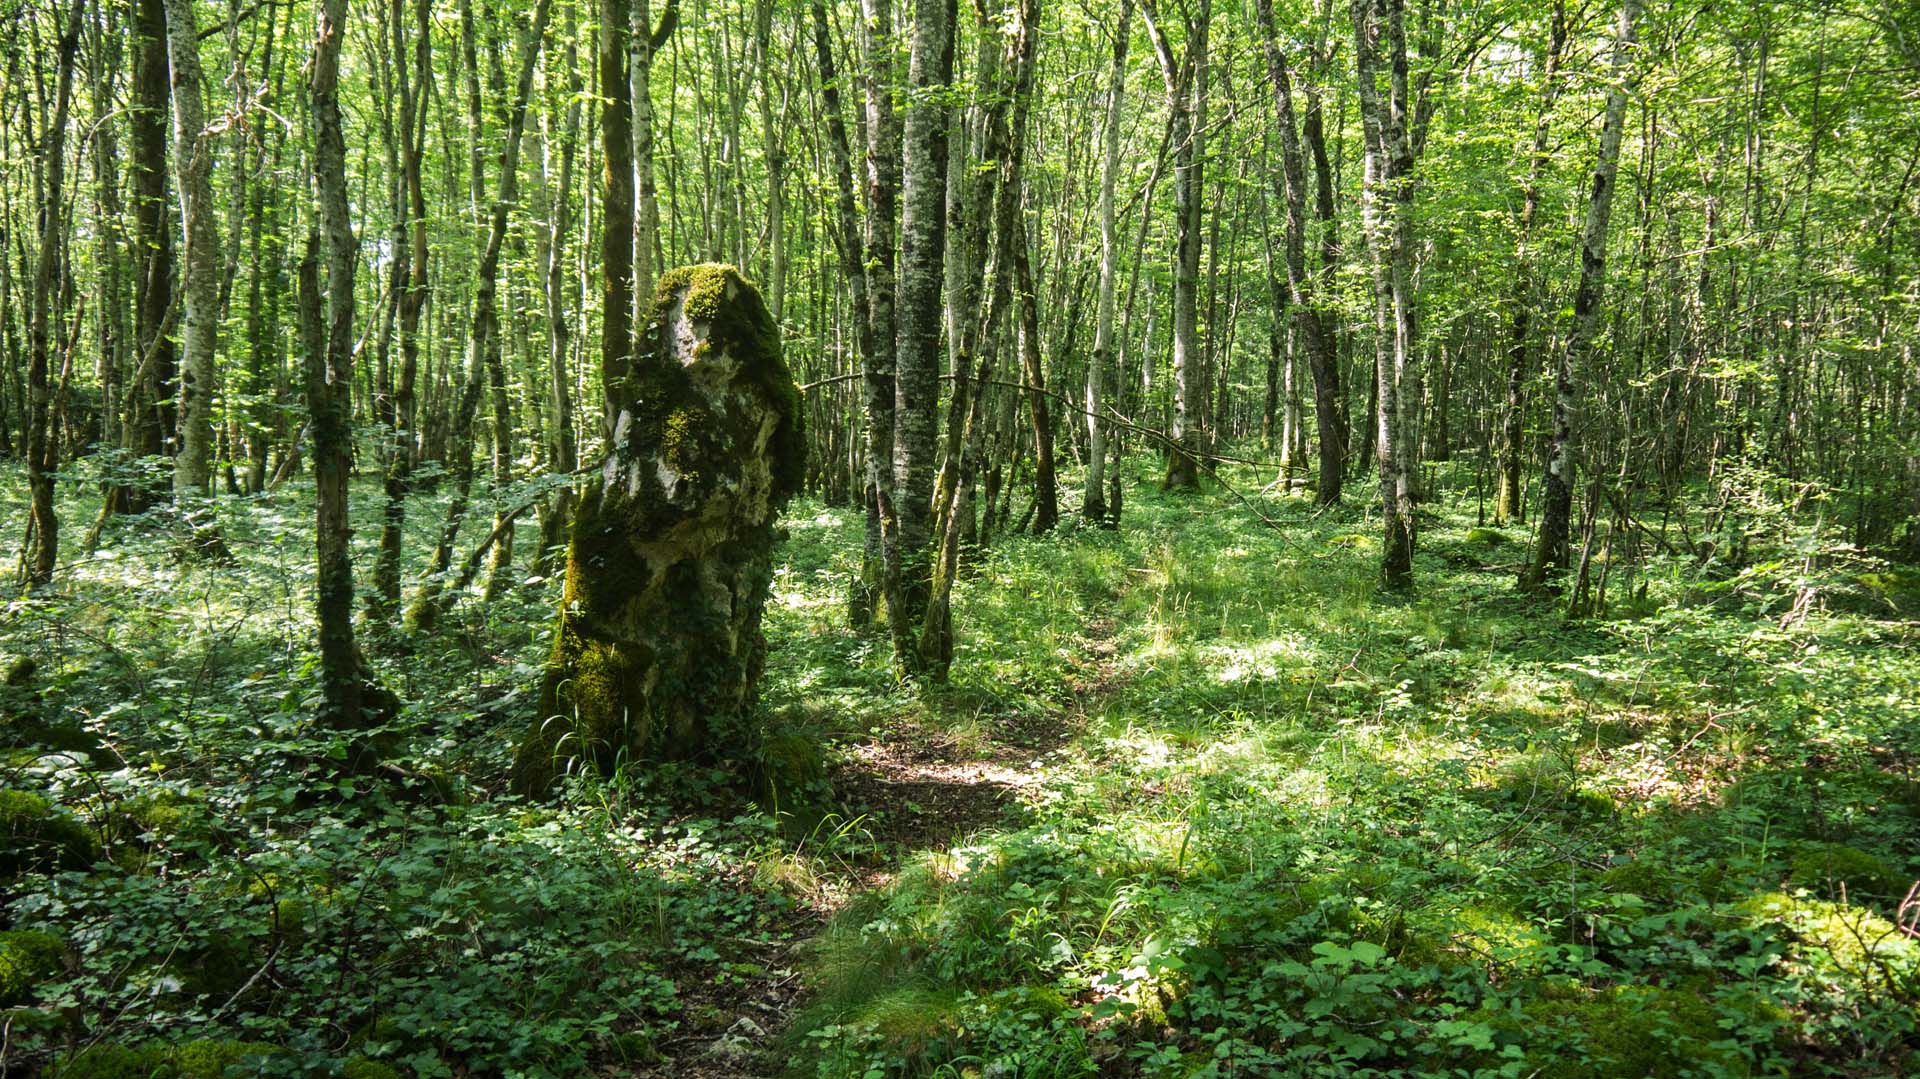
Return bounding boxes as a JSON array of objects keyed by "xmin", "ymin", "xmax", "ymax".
[
  {"xmin": 1522, "ymin": 0, "xmax": 1642, "ymax": 593},
  {"xmin": 1255, "ymin": 0, "xmax": 1342, "ymax": 506},
  {"xmin": 1352, "ymin": 0, "xmax": 1418, "ymax": 589},
  {"xmin": 1084, "ymin": 0, "xmax": 1131, "ymax": 526},
  {"xmin": 884, "ymin": 0, "xmax": 956, "ymax": 671},
  {"xmin": 20, "ymin": 0, "xmax": 84, "ymax": 590},
  {"xmin": 163, "ymin": 0, "xmax": 223, "ymax": 548},
  {"xmin": 1140, "ymin": 0, "xmax": 1210, "ymax": 492},
  {"xmin": 405, "ymin": 0, "xmax": 554, "ymax": 631},
  {"xmin": 1495, "ymin": 2, "xmax": 1570, "ymax": 524},
  {"xmin": 305, "ymin": 0, "xmax": 395, "ymax": 742}
]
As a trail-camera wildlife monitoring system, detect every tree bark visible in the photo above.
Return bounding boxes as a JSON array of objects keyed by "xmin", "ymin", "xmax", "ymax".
[
  {"xmin": 164, "ymin": 0, "xmax": 224, "ymax": 550},
  {"xmin": 1523, "ymin": 0, "xmax": 1641, "ymax": 592},
  {"xmin": 1353, "ymin": 0, "xmax": 1418, "ymax": 590},
  {"xmin": 1085, "ymin": 0, "xmax": 1131, "ymax": 525},
  {"xmin": 1496, "ymin": 2, "xmax": 1568, "ymax": 524},
  {"xmin": 855, "ymin": 0, "xmax": 901, "ymax": 630},
  {"xmin": 885, "ymin": 0, "xmax": 956, "ymax": 672},
  {"xmin": 21, "ymin": 0, "xmax": 84, "ymax": 590},
  {"xmin": 1141, "ymin": 0, "xmax": 1208, "ymax": 491},
  {"xmin": 307, "ymin": 0, "xmax": 395, "ymax": 742}
]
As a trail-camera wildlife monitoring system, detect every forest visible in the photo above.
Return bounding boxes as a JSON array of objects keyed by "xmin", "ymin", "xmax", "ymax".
[{"xmin": 0, "ymin": 0, "xmax": 1917, "ymax": 1073}]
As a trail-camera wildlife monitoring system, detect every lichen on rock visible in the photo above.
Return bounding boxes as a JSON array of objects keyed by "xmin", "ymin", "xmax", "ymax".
[{"xmin": 514, "ymin": 265, "xmax": 803, "ymax": 792}]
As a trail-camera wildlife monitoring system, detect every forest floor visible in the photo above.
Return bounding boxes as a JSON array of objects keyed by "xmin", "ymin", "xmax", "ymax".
[{"xmin": 2, "ymin": 459, "xmax": 1919, "ymax": 1079}]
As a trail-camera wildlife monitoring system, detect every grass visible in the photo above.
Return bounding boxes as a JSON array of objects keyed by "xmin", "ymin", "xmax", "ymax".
[{"xmin": 1, "ymin": 455, "xmax": 1916, "ymax": 1078}]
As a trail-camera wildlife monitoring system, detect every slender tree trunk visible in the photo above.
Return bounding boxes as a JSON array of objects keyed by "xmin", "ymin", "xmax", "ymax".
[
  {"xmin": 1141, "ymin": 0, "xmax": 1208, "ymax": 491},
  {"xmin": 1353, "ymin": 0, "xmax": 1418, "ymax": 589},
  {"xmin": 810, "ymin": 0, "xmax": 880, "ymax": 624},
  {"xmin": 920, "ymin": 0, "xmax": 1040, "ymax": 676},
  {"xmin": 307, "ymin": 0, "xmax": 395, "ymax": 742},
  {"xmin": 535, "ymin": 0, "xmax": 584, "ymax": 579},
  {"xmin": 855, "ymin": 0, "xmax": 900, "ymax": 630},
  {"xmin": 1496, "ymin": 3, "xmax": 1568, "ymax": 523},
  {"xmin": 1302, "ymin": 4, "xmax": 1345, "ymax": 504},
  {"xmin": 21, "ymin": 0, "xmax": 84, "ymax": 590},
  {"xmin": 164, "ymin": 0, "xmax": 225, "ymax": 550},
  {"xmin": 1256, "ymin": 0, "xmax": 1342, "ymax": 504},
  {"xmin": 600, "ymin": 0, "xmax": 635, "ymax": 430},
  {"xmin": 1085, "ymin": 0, "xmax": 1130, "ymax": 525},
  {"xmin": 1523, "ymin": 0, "xmax": 1641, "ymax": 592},
  {"xmin": 406, "ymin": 0, "xmax": 553, "ymax": 630},
  {"xmin": 885, "ymin": 0, "xmax": 956, "ymax": 672},
  {"xmin": 632, "ymin": 0, "xmax": 676, "ymax": 310},
  {"xmin": 106, "ymin": 0, "xmax": 177, "ymax": 518},
  {"xmin": 1017, "ymin": 228, "xmax": 1057, "ymax": 533},
  {"xmin": 372, "ymin": 0, "xmax": 430, "ymax": 618}
]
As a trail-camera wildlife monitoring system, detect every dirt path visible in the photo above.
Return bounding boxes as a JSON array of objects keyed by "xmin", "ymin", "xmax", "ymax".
[{"xmin": 625, "ymin": 620, "xmax": 1123, "ymax": 1077}]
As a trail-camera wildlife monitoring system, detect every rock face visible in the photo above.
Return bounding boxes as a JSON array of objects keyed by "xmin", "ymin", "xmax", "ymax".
[{"xmin": 515, "ymin": 265, "xmax": 802, "ymax": 792}]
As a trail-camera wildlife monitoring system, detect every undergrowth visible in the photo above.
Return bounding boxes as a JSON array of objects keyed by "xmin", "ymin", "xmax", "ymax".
[{"xmin": 2, "ymin": 457, "xmax": 1916, "ymax": 1078}]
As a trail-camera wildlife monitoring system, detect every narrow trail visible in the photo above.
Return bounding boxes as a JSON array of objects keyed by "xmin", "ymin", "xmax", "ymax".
[{"xmin": 624, "ymin": 614, "xmax": 1128, "ymax": 1078}]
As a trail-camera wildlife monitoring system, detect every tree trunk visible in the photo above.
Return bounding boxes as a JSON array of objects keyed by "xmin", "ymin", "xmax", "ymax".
[
  {"xmin": 372, "ymin": 0, "xmax": 430, "ymax": 618},
  {"xmin": 854, "ymin": 0, "xmax": 901, "ymax": 631},
  {"xmin": 1301, "ymin": 3, "xmax": 1345, "ymax": 504},
  {"xmin": 1523, "ymin": 0, "xmax": 1640, "ymax": 592},
  {"xmin": 1085, "ymin": 0, "xmax": 1130, "ymax": 525},
  {"xmin": 1142, "ymin": 0, "xmax": 1209, "ymax": 491},
  {"xmin": 1496, "ymin": 3, "xmax": 1568, "ymax": 523},
  {"xmin": 810, "ymin": 0, "xmax": 879, "ymax": 624},
  {"xmin": 885, "ymin": 0, "xmax": 956, "ymax": 672},
  {"xmin": 632, "ymin": 0, "xmax": 676, "ymax": 308},
  {"xmin": 534, "ymin": 0, "xmax": 584, "ymax": 580},
  {"xmin": 21, "ymin": 0, "xmax": 84, "ymax": 590},
  {"xmin": 405, "ymin": 0, "xmax": 553, "ymax": 631},
  {"xmin": 164, "ymin": 0, "xmax": 223, "ymax": 548},
  {"xmin": 1256, "ymin": 0, "xmax": 1342, "ymax": 503},
  {"xmin": 307, "ymin": 0, "xmax": 395, "ymax": 743},
  {"xmin": 106, "ymin": 0, "xmax": 177, "ymax": 518},
  {"xmin": 1353, "ymin": 0, "xmax": 1418, "ymax": 590}
]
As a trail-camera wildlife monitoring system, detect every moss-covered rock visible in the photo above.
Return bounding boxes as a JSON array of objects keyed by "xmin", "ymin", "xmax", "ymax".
[
  {"xmin": 1, "ymin": 788, "xmax": 100, "ymax": 878},
  {"xmin": 515, "ymin": 266, "xmax": 803, "ymax": 792},
  {"xmin": 0, "ymin": 929, "xmax": 64, "ymax": 1005},
  {"xmin": 1464, "ymin": 526, "xmax": 1509, "ymax": 546}
]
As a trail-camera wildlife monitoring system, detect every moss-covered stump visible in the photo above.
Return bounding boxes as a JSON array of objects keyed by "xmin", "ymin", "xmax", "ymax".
[{"xmin": 514, "ymin": 265, "xmax": 802, "ymax": 792}]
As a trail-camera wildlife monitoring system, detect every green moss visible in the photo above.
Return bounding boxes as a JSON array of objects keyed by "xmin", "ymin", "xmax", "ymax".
[
  {"xmin": 171, "ymin": 1040, "xmax": 280, "ymax": 1078},
  {"xmin": 1736, "ymin": 891, "xmax": 1920, "ymax": 981},
  {"xmin": 644, "ymin": 264, "xmax": 803, "ymax": 503},
  {"xmin": 1476, "ymin": 982, "xmax": 1751, "ymax": 1079},
  {"xmin": 342, "ymin": 1058, "xmax": 404, "ymax": 1079},
  {"xmin": 1601, "ymin": 860, "xmax": 1681, "ymax": 904},
  {"xmin": 51, "ymin": 1040, "xmax": 285, "ymax": 1079},
  {"xmin": 1, "ymin": 788, "xmax": 100, "ymax": 877},
  {"xmin": 1787, "ymin": 843, "xmax": 1903, "ymax": 900},
  {"xmin": 1464, "ymin": 527, "xmax": 1509, "ymax": 546},
  {"xmin": 47, "ymin": 1044, "xmax": 175, "ymax": 1079},
  {"xmin": 0, "ymin": 929, "xmax": 63, "ymax": 1005}
]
